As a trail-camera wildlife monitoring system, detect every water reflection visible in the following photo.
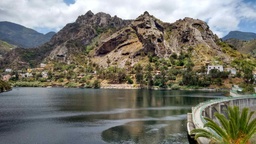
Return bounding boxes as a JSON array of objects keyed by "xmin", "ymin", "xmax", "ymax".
[
  {"xmin": 102, "ymin": 120, "xmax": 188, "ymax": 144},
  {"xmin": 0, "ymin": 88, "xmax": 225, "ymax": 144}
]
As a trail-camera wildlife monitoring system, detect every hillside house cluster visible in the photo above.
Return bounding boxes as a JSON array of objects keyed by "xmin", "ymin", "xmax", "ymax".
[
  {"xmin": 207, "ymin": 65, "xmax": 238, "ymax": 76},
  {"xmin": 1, "ymin": 63, "xmax": 49, "ymax": 81}
]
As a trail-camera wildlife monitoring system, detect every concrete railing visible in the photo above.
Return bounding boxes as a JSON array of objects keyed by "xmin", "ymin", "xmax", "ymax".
[{"xmin": 187, "ymin": 96, "xmax": 256, "ymax": 144}]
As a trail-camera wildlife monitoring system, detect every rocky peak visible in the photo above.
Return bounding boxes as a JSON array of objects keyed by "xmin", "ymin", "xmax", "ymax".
[
  {"xmin": 167, "ymin": 17, "xmax": 219, "ymax": 51},
  {"xmin": 47, "ymin": 11, "xmax": 131, "ymax": 62},
  {"xmin": 131, "ymin": 11, "xmax": 165, "ymax": 56},
  {"xmin": 1, "ymin": 11, "xmax": 230, "ymax": 69},
  {"xmin": 75, "ymin": 10, "xmax": 94, "ymax": 23},
  {"xmin": 91, "ymin": 13, "xmax": 230, "ymax": 67},
  {"xmin": 75, "ymin": 11, "xmax": 130, "ymax": 29}
]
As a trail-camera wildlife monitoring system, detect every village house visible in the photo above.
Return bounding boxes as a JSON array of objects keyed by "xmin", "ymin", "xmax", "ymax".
[
  {"xmin": 5, "ymin": 69, "xmax": 12, "ymax": 73},
  {"xmin": 207, "ymin": 65, "xmax": 223, "ymax": 74},
  {"xmin": 41, "ymin": 71, "xmax": 48, "ymax": 78},
  {"xmin": 20, "ymin": 73, "xmax": 33, "ymax": 78},
  {"xmin": 40, "ymin": 63, "xmax": 47, "ymax": 68}
]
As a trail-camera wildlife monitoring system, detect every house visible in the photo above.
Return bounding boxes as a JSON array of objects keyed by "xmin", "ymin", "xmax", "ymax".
[
  {"xmin": 5, "ymin": 69, "xmax": 12, "ymax": 73},
  {"xmin": 207, "ymin": 65, "xmax": 223, "ymax": 74},
  {"xmin": 20, "ymin": 73, "xmax": 33, "ymax": 78},
  {"xmin": 42, "ymin": 71, "xmax": 48, "ymax": 78},
  {"xmin": 40, "ymin": 63, "xmax": 47, "ymax": 68},
  {"xmin": 2, "ymin": 74, "xmax": 11, "ymax": 81}
]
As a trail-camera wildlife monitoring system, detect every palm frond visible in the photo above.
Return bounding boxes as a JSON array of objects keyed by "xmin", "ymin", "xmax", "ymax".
[
  {"xmin": 240, "ymin": 107, "xmax": 249, "ymax": 133},
  {"xmin": 191, "ymin": 128, "xmax": 221, "ymax": 142},
  {"xmin": 215, "ymin": 113, "xmax": 229, "ymax": 132}
]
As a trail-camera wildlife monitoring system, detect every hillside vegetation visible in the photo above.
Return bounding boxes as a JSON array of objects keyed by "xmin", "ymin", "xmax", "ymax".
[
  {"xmin": 0, "ymin": 40, "xmax": 16, "ymax": 59},
  {"xmin": 225, "ymin": 38, "xmax": 256, "ymax": 57}
]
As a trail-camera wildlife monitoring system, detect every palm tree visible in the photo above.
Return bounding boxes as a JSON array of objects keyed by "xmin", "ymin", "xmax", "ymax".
[{"xmin": 191, "ymin": 106, "xmax": 256, "ymax": 144}]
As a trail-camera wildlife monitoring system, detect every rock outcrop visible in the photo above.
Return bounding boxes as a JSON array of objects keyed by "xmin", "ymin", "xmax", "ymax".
[
  {"xmin": 1, "ymin": 10, "xmax": 233, "ymax": 69},
  {"xmin": 167, "ymin": 17, "xmax": 219, "ymax": 51},
  {"xmin": 47, "ymin": 11, "xmax": 131, "ymax": 62},
  {"xmin": 91, "ymin": 11, "xmax": 223, "ymax": 67}
]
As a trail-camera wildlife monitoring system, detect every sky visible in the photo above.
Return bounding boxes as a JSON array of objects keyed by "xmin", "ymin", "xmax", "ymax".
[{"xmin": 0, "ymin": 0, "xmax": 256, "ymax": 37}]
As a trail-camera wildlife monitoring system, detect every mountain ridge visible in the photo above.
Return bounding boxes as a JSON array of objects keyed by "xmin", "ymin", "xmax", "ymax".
[
  {"xmin": 0, "ymin": 21, "xmax": 55, "ymax": 48},
  {"xmin": 222, "ymin": 31, "xmax": 256, "ymax": 57},
  {"xmin": 222, "ymin": 31, "xmax": 256, "ymax": 41}
]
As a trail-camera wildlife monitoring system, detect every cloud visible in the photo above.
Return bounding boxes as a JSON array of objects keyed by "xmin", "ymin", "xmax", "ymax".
[{"xmin": 0, "ymin": 0, "xmax": 256, "ymax": 37}]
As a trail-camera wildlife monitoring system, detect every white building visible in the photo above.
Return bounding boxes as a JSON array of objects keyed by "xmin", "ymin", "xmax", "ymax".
[
  {"xmin": 40, "ymin": 63, "xmax": 47, "ymax": 68},
  {"xmin": 42, "ymin": 71, "xmax": 48, "ymax": 78},
  {"xmin": 20, "ymin": 73, "xmax": 33, "ymax": 78},
  {"xmin": 5, "ymin": 69, "xmax": 12, "ymax": 73},
  {"xmin": 207, "ymin": 65, "xmax": 223, "ymax": 74}
]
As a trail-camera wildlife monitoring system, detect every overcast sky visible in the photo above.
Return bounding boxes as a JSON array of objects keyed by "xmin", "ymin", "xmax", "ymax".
[{"xmin": 0, "ymin": 0, "xmax": 256, "ymax": 37}]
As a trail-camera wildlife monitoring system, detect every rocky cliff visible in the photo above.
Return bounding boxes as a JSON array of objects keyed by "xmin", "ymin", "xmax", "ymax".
[
  {"xmin": 46, "ymin": 10, "xmax": 131, "ymax": 62},
  {"xmin": 0, "ymin": 11, "xmax": 131, "ymax": 69},
  {"xmin": 0, "ymin": 11, "xmax": 237, "ymax": 69},
  {"xmin": 89, "ymin": 11, "xmax": 229, "ymax": 67}
]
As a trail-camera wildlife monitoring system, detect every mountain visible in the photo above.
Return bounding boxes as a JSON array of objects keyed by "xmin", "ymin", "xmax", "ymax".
[
  {"xmin": 0, "ymin": 11, "xmax": 246, "ymax": 70},
  {"xmin": 222, "ymin": 31, "xmax": 256, "ymax": 41},
  {"xmin": 0, "ymin": 21, "xmax": 55, "ymax": 48},
  {"xmin": 46, "ymin": 11, "xmax": 228, "ymax": 68}
]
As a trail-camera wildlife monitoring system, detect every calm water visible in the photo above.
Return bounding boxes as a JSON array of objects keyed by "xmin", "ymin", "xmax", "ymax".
[{"xmin": 0, "ymin": 88, "xmax": 225, "ymax": 144}]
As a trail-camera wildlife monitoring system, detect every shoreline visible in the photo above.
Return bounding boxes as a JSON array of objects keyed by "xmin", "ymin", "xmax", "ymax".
[{"xmin": 10, "ymin": 85, "xmax": 229, "ymax": 92}]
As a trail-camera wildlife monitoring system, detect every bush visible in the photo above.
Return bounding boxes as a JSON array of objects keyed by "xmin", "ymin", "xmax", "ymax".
[
  {"xmin": 171, "ymin": 84, "xmax": 180, "ymax": 90},
  {"xmin": 126, "ymin": 76, "xmax": 133, "ymax": 84},
  {"xmin": 0, "ymin": 80, "xmax": 11, "ymax": 92},
  {"xmin": 66, "ymin": 82, "xmax": 78, "ymax": 88},
  {"xmin": 241, "ymin": 84, "xmax": 255, "ymax": 94},
  {"xmin": 92, "ymin": 80, "xmax": 100, "ymax": 88}
]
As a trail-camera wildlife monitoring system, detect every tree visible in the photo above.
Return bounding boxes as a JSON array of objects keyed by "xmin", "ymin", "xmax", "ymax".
[
  {"xmin": 191, "ymin": 106, "xmax": 256, "ymax": 144},
  {"xmin": 144, "ymin": 64, "xmax": 153, "ymax": 88},
  {"xmin": 106, "ymin": 56, "xmax": 111, "ymax": 67},
  {"xmin": 134, "ymin": 64, "xmax": 144, "ymax": 85},
  {"xmin": 92, "ymin": 79, "xmax": 100, "ymax": 88},
  {"xmin": 243, "ymin": 67, "xmax": 254, "ymax": 84}
]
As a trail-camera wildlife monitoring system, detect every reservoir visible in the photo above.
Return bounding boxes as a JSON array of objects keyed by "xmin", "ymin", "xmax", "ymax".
[{"xmin": 0, "ymin": 88, "xmax": 225, "ymax": 144}]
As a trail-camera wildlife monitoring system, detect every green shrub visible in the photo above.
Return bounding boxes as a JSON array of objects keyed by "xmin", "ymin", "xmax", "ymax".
[
  {"xmin": 126, "ymin": 76, "xmax": 133, "ymax": 84},
  {"xmin": 92, "ymin": 80, "xmax": 100, "ymax": 88}
]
